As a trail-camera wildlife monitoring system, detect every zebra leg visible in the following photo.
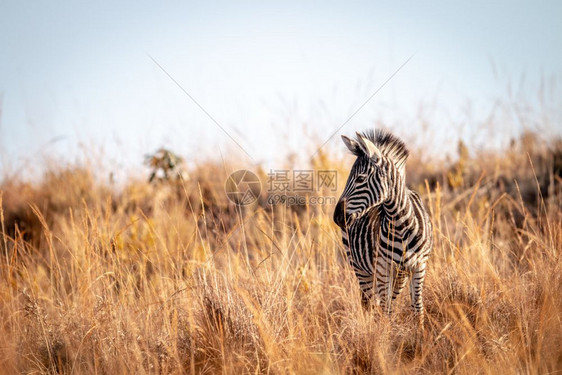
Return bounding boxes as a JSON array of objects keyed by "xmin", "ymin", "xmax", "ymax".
[
  {"xmin": 409, "ymin": 263, "xmax": 427, "ymax": 327},
  {"xmin": 374, "ymin": 257, "xmax": 393, "ymax": 314},
  {"xmin": 391, "ymin": 269, "xmax": 408, "ymax": 304},
  {"xmin": 354, "ymin": 269, "xmax": 374, "ymax": 308}
]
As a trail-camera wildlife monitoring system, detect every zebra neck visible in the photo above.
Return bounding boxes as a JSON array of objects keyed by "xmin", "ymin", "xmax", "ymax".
[
  {"xmin": 342, "ymin": 205, "xmax": 381, "ymax": 234},
  {"xmin": 381, "ymin": 188, "xmax": 413, "ymax": 228}
]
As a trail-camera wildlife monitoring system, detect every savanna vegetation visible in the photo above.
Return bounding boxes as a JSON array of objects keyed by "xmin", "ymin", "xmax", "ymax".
[{"xmin": 1, "ymin": 125, "xmax": 561, "ymax": 373}]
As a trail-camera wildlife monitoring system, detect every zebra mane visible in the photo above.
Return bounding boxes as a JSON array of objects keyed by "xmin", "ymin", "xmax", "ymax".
[{"xmin": 355, "ymin": 129, "xmax": 410, "ymax": 170}]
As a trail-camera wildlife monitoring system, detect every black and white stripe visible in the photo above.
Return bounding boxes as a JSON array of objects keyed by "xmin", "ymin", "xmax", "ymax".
[{"xmin": 334, "ymin": 130, "xmax": 433, "ymax": 325}]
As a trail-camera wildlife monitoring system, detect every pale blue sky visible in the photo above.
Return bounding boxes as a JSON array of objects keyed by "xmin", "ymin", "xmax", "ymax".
[{"xmin": 1, "ymin": 1, "xmax": 561, "ymax": 176}]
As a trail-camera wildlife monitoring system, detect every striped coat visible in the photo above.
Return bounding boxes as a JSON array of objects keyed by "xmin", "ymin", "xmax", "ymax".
[{"xmin": 334, "ymin": 130, "xmax": 433, "ymax": 324}]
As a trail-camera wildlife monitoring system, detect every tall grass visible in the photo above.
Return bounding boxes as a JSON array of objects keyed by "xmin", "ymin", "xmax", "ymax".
[{"xmin": 0, "ymin": 131, "xmax": 561, "ymax": 374}]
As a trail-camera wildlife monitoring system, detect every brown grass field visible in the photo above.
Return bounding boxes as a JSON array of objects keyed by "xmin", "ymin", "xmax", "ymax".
[{"xmin": 1, "ymin": 130, "xmax": 561, "ymax": 374}]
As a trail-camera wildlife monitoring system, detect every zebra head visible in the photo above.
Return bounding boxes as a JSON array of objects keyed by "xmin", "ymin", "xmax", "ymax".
[{"xmin": 334, "ymin": 131, "xmax": 407, "ymax": 229}]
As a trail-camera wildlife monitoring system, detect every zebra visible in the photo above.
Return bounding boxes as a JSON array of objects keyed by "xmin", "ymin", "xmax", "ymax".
[{"xmin": 333, "ymin": 129, "xmax": 433, "ymax": 326}]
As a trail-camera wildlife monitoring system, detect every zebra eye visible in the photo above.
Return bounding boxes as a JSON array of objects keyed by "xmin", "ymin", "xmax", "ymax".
[{"xmin": 356, "ymin": 174, "xmax": 367, "ymax": 183}]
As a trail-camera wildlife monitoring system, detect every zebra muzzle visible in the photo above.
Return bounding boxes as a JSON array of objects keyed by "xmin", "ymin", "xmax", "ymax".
[{"xmin": 333, "ymin": 200, "xmax": 350, "ymax": 229}]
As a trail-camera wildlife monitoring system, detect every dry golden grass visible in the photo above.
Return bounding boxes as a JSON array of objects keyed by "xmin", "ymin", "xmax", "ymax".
[{"xmin": 0, "ymin": 132, "xmax": 561, "ymax": 374}]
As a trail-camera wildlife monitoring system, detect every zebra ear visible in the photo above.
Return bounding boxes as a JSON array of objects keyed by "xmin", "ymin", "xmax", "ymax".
[
  {"xmin": 356, "ymin": 132, "xmax": 382, "ymax": 162},
  {"xmin": 341, "ymin": 135, "xmax": 360, "ymax": 155}
]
